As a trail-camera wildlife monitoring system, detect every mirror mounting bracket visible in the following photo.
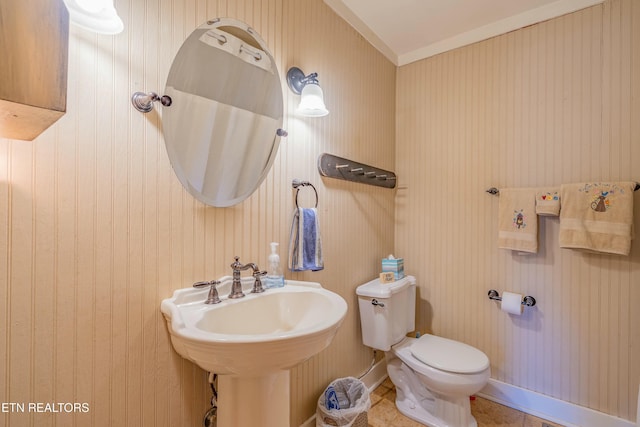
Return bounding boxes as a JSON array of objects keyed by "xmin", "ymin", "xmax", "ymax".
[{"xmin": 131, "ymin": 91, "xmax": 172, "ymax": 113}]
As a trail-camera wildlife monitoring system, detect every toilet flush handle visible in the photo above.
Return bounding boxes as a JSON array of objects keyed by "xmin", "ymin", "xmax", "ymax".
[{"xmin": 371, "ymin": 299, "xmax": 385, "ymax": 308}]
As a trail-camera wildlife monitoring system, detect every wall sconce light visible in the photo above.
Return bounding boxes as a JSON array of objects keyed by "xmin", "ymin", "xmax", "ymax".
[
  {"xmin": 63, "ymin": 0, "xmax": 124, "ymax": 35},
  {"xmin": 286, "ymin": 67, "xmax": 329, "ymax": 117}
]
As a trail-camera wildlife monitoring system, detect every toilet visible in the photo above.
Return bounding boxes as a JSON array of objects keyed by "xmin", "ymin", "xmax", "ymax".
[{"xmin": 356, "ymin": 276, "xmax": 490, "ymax": 427}]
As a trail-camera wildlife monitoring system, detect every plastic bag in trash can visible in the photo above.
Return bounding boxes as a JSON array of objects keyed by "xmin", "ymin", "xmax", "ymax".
[{"xmin": 316, "ymin": 377, "xmax": 371, "ymax": 427}]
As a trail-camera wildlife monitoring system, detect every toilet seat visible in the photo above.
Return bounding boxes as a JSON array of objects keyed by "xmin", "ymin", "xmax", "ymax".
[
  {"xmin": 408, "ymin": 334, "xmax": 489, "ymax": 374},
  {"xmin": 392, "ymin": 336, "xmax": 491, "ymax": 398}
]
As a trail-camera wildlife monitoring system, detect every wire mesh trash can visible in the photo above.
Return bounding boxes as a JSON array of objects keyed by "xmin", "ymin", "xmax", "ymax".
[{"xmin": 316, "ymin": 377, "xmax": 371, "ymax": 427}]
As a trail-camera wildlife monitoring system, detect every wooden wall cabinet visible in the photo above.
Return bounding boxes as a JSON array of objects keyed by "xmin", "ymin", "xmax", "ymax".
[{"xmin": 0, "ymin": 0, "xmax": 69, "ymax": 141}]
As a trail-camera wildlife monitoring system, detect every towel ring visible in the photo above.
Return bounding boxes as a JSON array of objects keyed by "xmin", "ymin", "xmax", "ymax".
[{"xmin": 292, "ymin": 179, "xmax": 318, "ymax": 208}]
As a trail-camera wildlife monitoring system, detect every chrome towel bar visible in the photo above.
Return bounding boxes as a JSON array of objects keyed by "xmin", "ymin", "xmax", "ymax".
[{"xmin": 486, "ymin": 182, "xmax": 640, "ymax": 195}]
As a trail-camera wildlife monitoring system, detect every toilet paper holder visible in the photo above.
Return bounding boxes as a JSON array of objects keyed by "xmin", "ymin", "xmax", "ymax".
[{"xmin": 487, "ymin": 289, "xmax": 536, "ymax": 307}]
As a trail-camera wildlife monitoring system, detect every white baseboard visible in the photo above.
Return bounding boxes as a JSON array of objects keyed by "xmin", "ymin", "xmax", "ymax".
[
  {"xmin": 299, "ymin": 358, "xmax": 389, "ymax": 427},
  {"xmin": 360, "ymin": 357, "xmax": 389, "ymax": 391},
  {"xmin": 301, "ymin": 361, "xmax": 637, "ymax": 427},
  {"xmin": 300, "ymin": 412, "xmax": 315, "ymax": 427},
  {"xmin": 479, "ymin": 379, "xmax": 635, "ymax": 427}
]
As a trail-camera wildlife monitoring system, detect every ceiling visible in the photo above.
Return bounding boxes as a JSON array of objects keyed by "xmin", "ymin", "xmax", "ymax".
[{"xmin": 323, "ymin": 0, "xmax": 604, "ymax": 66}]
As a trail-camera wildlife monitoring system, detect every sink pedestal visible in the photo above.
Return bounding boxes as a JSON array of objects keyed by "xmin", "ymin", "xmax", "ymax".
[
  {"xmin": 217, "ymin": 371, "xmax": 290, "ymax": 427},
  {"xmin": 161, "ymin": 280, "xmax": 348, "ymax": 426}
]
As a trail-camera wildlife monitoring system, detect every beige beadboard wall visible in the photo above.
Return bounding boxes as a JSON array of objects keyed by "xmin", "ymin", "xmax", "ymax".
[
  {"xmin": 396, "ymin": 0, "xmax": 639, "ymax": 422},
  {"xmin": 0, "ymin": 0, "xmax": 396, "ymax": 426}
]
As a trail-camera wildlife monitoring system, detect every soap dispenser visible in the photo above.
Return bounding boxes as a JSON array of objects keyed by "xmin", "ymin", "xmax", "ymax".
[{"xmin": 265, "ymin": 242, "xmax": 285, "ymax": 288}]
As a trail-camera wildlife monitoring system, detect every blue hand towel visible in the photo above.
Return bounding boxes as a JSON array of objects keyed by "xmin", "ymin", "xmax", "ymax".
[{"xmin": 288, "ymin": 208, "xmax": 324, "ymax": 271}]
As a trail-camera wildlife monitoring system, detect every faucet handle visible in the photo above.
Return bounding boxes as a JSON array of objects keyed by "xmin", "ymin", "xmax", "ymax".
[
  {"xmin": 193, "ymin": 280, "xmax": 222, "ymax": 304},
  {"xmin": 251, "ymin": 270, "xmax": 268, "ymax": 294},
  {"xmin": 231, "ymin": 256, "xmax": 241, "ymax": 269}
]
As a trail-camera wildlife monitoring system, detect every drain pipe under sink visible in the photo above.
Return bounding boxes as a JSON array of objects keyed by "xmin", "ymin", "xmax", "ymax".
[{"xmin": 203, "ymin": 372, "xmax": 218, "ymax": 427}]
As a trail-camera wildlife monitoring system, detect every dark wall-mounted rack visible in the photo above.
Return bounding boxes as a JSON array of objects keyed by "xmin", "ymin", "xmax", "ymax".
[{"xmin": 317, "ymin": 153, "xmax": 397, "ymax": 189}]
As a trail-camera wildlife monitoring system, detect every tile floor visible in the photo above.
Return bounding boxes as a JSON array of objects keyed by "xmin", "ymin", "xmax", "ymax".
[{"xmin": 368, "ymin": 378, "xmax": 564, "ymax": 427}]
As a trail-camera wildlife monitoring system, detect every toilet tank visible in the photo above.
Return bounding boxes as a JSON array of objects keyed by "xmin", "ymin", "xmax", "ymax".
[{"xmin": 356, "ymin": 276, "xmax": 416, "ymax": 351}]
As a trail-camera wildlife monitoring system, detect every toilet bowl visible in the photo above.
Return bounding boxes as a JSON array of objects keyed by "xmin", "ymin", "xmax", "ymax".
[
  {"xmin": 356, "ymin": 276, "xmax": 490, "ymax": 427},
  {"xmin": 388, "ymin": 335, "xmax": 490, "ymax": 426}
]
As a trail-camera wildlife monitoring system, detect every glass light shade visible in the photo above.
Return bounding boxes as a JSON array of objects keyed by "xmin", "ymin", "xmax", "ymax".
[
  {"xmin": 297, "ymin": 83, "xmax": 329, "ymax": 117},
  {"xmin": 63, "ymin": 0, "xmax": 124, "ymax": 34}
]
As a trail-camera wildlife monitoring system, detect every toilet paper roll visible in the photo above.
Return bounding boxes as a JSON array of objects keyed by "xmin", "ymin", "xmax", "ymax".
[{"xmin": 501, "ymin": 291, "xmax": 524, "ymax": 315}]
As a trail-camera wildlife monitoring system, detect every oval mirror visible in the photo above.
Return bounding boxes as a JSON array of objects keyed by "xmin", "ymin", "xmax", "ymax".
[{"xmin": 162, "ymin": 18, "xmax": 284, "ymax": 207}]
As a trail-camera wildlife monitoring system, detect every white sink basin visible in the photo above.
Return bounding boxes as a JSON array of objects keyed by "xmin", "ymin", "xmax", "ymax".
[
  {"xmin": 161, "ymin": 279, "xmax": 347, "ymax": 375},
  {"xmin": 161, "ymin": 278, "xmax": 348, "ymax": 427}
]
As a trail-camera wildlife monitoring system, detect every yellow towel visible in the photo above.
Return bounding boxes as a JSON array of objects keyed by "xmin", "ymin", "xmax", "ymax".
[
  {"xmin": 535, "ymin": 187, "xmax": 560, "ymax": 216},
  {"xmin": 559, "ymin": 182, "xmax": 635, "ymax": 255},
  {"xmin": 498, "ymin": 188, "xmax": 538, "ymax": 254}
]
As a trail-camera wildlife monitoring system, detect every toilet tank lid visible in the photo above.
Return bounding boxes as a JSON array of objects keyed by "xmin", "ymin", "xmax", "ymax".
[{"xmin": 356, "ymin": 275, "xmax": 416, "ymax": 298}]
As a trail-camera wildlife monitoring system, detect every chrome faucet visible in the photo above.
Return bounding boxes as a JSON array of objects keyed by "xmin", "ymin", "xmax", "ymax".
[{"xmin": 229, "ymin": 256, "xmax": 267, "ymax": 298}]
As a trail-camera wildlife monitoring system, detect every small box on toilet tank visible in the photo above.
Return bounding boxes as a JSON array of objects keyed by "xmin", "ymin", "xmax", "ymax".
[{"xmin": 382, "ymin": 255, "xmax": 404, "ymax": 280}]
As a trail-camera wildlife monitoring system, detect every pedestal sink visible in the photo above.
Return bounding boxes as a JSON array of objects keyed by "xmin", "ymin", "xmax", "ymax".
[{"xmin": 160, "ymin": 278, "xmax": 348, "ymax": 427}]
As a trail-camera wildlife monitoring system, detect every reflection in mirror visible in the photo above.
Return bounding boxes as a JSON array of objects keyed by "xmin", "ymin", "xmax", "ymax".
[{"xmin": 163, "ymin": 18, "xmax": 284, "ymax": 207}]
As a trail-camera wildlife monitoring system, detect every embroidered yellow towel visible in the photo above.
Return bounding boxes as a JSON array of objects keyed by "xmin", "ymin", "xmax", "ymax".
[
  {"xmin": 498, "ymin": 188, "xmax": 538, "ymax": 254},
  {"xmin": 535, "ymin": 188, "xmax": 560, "ymax": 216},
  {"xmin": 559, "ymin": 182, "xmax": 635, "ymax": 255}
]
